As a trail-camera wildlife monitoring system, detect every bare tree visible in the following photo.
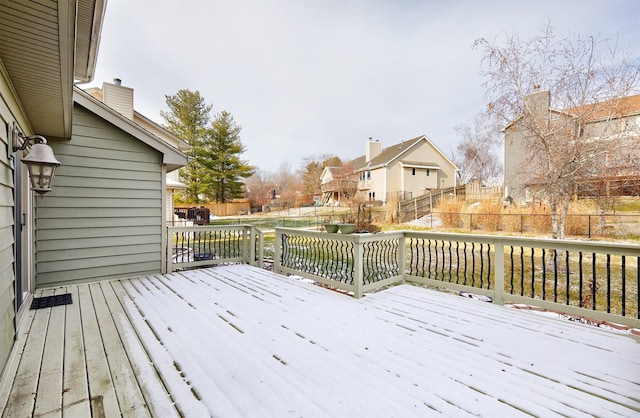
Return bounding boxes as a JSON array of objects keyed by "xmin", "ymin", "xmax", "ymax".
[
  {"xmin": 453, "ymin": 112, "xmax": 503, "ymax": 184},
  {"xmin": 475, "ymin": 22, "xmax": 640, "ymax": 238},
  {"xmin": 245, "ymin": 170, "xmax": 275, "ymax": 210},
  {"xmin": 273, "ymin": 161, "xmax": 302, "ymax": 208}
]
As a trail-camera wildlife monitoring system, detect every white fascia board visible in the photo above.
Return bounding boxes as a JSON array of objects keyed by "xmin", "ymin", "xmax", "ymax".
[{"xmin": 399, "ymin": 162, "xmax": 441, "ymax": 169}]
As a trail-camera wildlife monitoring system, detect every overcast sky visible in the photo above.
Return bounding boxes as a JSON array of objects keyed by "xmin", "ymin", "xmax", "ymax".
[{"xmin": 83, "ymin": 0, "xmax": 640, "ymax": 173}]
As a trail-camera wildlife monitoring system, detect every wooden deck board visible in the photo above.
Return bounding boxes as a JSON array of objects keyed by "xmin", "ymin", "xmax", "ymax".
[
  {"xmin": 2, "ymin": 291, "xmax": 51, "ymax": 418},
  {"xmin": 32, "ymin": 288, "xmax": 65, "ymax": 418},
  {"xmin": 78, "ymin": 283, "xmax": 121, "ymax": 418},
  {"xmin": 88, "ymin": 282, "xmax": 151, "ymax": 418},
  {"xmin": 2, "ymin": 265, "xmax": 639, "ymax": 417},
  {"xmin": 103, "ymin": 281, "xmax": 179, "ymax": 417},
  {"xmin": 62, "ymin": 285, "xmax": 92, "ymax": 418}
]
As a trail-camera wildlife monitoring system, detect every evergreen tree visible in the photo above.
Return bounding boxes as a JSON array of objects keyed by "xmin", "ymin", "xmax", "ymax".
[
  {"xmin": 161, "ymin": 89, "xmax": 211, "ymax": 145},
  {"xmin": 161, "ymin": 89, "xmax": 213, "ymax": 202},
  {"xmin": 161, "ymin": 90, "xmax": 254, "ymax": 203},
  {"xmin": 197, "ymin": 111, "xmax": 255, "ymax": 202}
]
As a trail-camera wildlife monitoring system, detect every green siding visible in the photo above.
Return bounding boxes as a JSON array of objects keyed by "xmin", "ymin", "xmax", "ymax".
[
  {"xmin": 0, "ymin": 113, "xmax": 15, "ymax": 372},
  {"xmin": 36, "ymin": 105, "xmax": 164, "ymax": 287}
]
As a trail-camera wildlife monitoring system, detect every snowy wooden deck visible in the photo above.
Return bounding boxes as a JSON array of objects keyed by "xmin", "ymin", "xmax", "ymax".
[{"xmin": 1, "ymin": 264, "xmax": 639, "ymax": 417}]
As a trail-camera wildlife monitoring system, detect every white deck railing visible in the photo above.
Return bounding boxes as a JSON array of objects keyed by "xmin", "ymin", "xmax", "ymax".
[
  {"xmin": 168, "ymin": 225, "xmax": 263, "ymax": 272},
  {"xmin": 275, "ymin": 228, "xmax": 640, "ymax": 328}
]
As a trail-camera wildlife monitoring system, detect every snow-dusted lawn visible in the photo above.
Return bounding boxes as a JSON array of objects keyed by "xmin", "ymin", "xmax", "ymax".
[{"xmin": 120, "ymin": 264, "xmax": 640, "ymax": 417}]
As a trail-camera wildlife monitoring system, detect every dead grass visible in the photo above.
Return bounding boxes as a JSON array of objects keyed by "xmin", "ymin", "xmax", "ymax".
[
  {"xmin": 438, "ymin": 199, "xmax": 464, "ymax": 228},
  {"xmin": 472, "ymin": 201, "xmax": 503, "ymax": 232}
]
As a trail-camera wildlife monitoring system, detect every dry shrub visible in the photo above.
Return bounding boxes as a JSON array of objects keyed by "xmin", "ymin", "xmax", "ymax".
[
  {"xmin": 474, "ymin": 201, "xmax": 503, "ymax": 231},
  {"xmin": 564, "ymin": 202, "xmax": 590, "ymax": 236},
  {"xmin": 383, "ymin": 195, "xmax": 400, "ymax": 223},
  {"xmin": 527, "ymin": 204, "xmax": 551, "ymax": 234},
  {"xmin": 438, "ymin": 198, "xmax": 464, "ymax": 228},
  {"xmin": 502, "ymin": 206, "xmax": 524, "ymax": 233}
]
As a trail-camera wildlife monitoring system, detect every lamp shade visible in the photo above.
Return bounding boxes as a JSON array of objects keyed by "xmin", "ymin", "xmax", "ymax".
[{"xmin": 21, "ymin": 143, "xmax": 61, "ymax": 195}]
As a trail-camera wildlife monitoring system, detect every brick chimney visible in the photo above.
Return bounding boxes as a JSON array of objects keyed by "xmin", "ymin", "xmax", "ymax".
[
  {"xmin": 102, "ymin": 78, "xmax": 134, "ymax": 120},
  {"xmin": 366, "ymin": 137, "xmax": 382, "ymax": 162}
]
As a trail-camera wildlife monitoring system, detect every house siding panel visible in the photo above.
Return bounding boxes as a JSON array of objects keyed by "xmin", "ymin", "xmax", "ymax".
[
  {"xmin": 36, "ymin": 105, "xmax": 163, "ymax": 288},
  {"xmin": 0, "ymin": 92, "xmax": 15, "ymax": 373}
]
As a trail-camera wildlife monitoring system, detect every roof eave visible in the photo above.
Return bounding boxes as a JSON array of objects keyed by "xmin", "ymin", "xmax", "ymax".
[{"xmin": 73, "ymin": 88, "xmax": 189, "ymax": 170}]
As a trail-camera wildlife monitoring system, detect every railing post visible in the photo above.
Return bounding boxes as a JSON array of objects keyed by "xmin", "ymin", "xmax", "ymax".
[
  {"xmin": 353, "ymin": 236, "xmax": 364, "ymax": 298},
  {"xmin": 257, "ymin": 228, "xmax": 264, "ymax": 268},
  {"xmin": 167, "ymin": 227, "xmax": 174, "ymax": 273},
  {"xmin": 493, "ymin": 238, "xmax": 504, "ymax": 305},
  {"xmin": 247, "ymin": 226, "xmax": 256, "ymax": 266},
  {"xmin": 398, "ymin": 233, "xmax": 407, "ymax": 283}
]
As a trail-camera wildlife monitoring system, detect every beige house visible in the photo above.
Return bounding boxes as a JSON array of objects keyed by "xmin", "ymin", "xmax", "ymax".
[
  {"xmin": 504, "ymin": 90, "xmax": 640, "ymax": 203},
  {"xmin": 322, "ymin": 136, "xmax": 458, "ymax": 206},
  {"xmin": 85, "ymin": 79, "xmax": 191, "ymax": 224}
]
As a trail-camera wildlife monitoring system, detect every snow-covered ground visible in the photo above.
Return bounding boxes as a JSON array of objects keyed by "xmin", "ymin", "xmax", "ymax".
[{"xmin": 120, "ymin": 264, "xmax": 640, "ymax": 417}]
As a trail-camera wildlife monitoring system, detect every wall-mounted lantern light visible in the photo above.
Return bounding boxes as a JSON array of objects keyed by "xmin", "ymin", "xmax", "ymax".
[{"xmin": 12, "ymin": 124, "xmax": 61, "ymax": 196}]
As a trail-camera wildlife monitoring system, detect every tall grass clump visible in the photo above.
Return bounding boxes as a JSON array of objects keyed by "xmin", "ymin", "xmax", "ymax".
[
  {"xmin": 564, "ymin": 202, "xmax": 591, "ymax": 236},
  {"xmin": 473, "ymin": 201, "xmax": 503, "ymax": 231},
  {"xmin": 527, "ymin": 204, "xmax": 551, "ymax": 234},
  {"xmin": 438, "ymin": 198, "xmax": 464, "ymax": 228}
]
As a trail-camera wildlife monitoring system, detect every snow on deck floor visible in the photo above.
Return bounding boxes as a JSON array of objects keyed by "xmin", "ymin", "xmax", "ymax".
[{"xmin": 117, "ymin": 264, "xmax": 640, "ymax": 417}]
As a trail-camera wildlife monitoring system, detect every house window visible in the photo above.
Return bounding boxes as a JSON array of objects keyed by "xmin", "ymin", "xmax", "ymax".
[
  {"xmin": 426, "ymin": 169, "xmax": 430, "ymax": 176},
  {"xmin": 412, "ymin": 168, "xmax": 416, "ymax": 175},
  {"xmin": 367, "ymin": 171, "xmax": 371, "ymax": 180},
  {"xmin": 368, "ymin": 192, "xmax": 375, "ymax": 200}
]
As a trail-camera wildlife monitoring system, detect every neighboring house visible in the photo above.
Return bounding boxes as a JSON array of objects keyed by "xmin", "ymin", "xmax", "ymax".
[
  {"xmin": 322, "ymin": 136, "xmax": 458, "ymax": 206},
  {"xmin": 320, "ymin": 165, "xmax": 358, "ymax": 206},
  {"xmin": 0, "ymin": 0, "xmax": 189, "ymax": 378},
  {"xmin": 0, "ymin": 0, "xmax": 107, "ymax": 378},
  {"xmin": 85, "ymin": 79, "xmax": 191, "ymax": 225},
  {"xmin": 504, "ymin": 90, "xmax": 640, "ymax": 203}
]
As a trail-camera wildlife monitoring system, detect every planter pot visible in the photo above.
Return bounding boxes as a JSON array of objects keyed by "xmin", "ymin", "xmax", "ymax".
[
  {"xmin": 324, "ymin": 224, "xmax": 339, "ymax": 233},
  {"xmin": 338, "ymin": 223, "xmax": 355, "ymax": 234}
]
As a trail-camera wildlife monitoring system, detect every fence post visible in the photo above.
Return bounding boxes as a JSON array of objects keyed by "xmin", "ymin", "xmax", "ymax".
[
  {"xmin": 493, "ymin": 238, "xmax": 504, "ymax": 305},
  {"xmin": 353, "ymin": 236, "xmax": 364, "ymax": 298}
]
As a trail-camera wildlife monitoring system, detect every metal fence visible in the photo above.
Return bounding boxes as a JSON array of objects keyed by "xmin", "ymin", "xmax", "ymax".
[{"xmin": 275, "ymin": 228, "xmax": 640, "ymax": 328}]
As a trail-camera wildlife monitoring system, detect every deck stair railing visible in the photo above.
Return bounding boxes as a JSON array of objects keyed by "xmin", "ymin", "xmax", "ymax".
[
  {"xmin": 275, "ymin": 228, "xmax": 640, "ymax": 329},
  {"xmin": 168, "ymin": 225, "xmax": 263, "ymax": 272}
]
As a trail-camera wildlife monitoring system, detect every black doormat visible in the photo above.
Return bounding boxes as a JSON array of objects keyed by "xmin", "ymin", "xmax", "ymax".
[{"xmin": 30, "ymin": 293, "xmax": 72, "ymax": 310}]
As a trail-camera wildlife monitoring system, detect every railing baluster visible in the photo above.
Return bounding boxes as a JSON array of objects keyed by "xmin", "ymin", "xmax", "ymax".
[
  {"xmin": 509, "ymin": 246, "xmax": 514, "ymax": 294},
  {"xmin": 463, "ymin": 242, "xmax": 468, "ymax": 286},
  {"xmin": 479, "ymin": 243, "xmax": 484, "ymax": 288},
  {"xmin": 542, "ymin": 248, "xmax": 547, "ymax": 301},
  {"xmin": 519, "ymin": 246, "xmax": 524, "ymax": 297},
  {"xmin": 553, "ymin": 249, "xmax": 558, "ymax": 303},
  {"xmin": 455, "ymin": 242, "xmax": 460, "ymax": 284},
  {"xmin": 531, "ymin": 247, "xmax": 535, "ymax": 298},
  {"xmin": 565, "ymin": 250, "xmax": 570, "ymax": 305},
  {"xmin": 578, "ymin": 252, "xmax": 583, "ymax": 308},
  {"xmin": 448, "ymin": 240, "xmax": 453, "ymax": 282},
  {"xmin": 621, "ymin": 255, "xmax": 626, "ymax": 317},
  {"xmin": 607, "ymin": 254, "xmax": 611, "ymax": 313},
  {"xmin": 592, "ymin": 253, "xmax": 597, "ymax": 311}
]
